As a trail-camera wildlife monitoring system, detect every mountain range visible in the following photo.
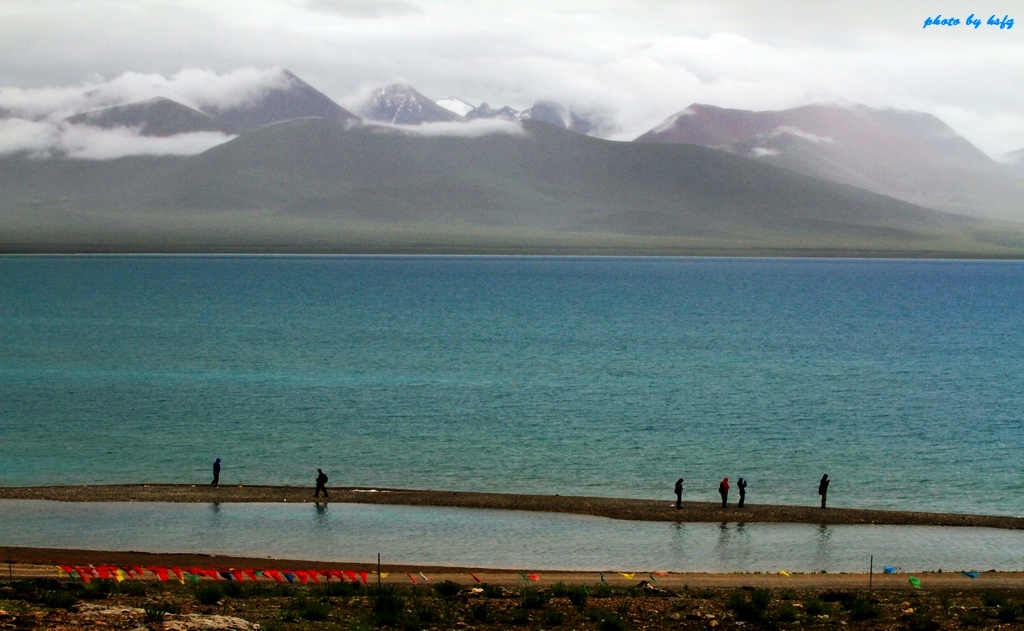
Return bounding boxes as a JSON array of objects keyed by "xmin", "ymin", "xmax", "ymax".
[{"xmin": 2, "ymin": 68, "xmax": 1024, "ymax": 256}]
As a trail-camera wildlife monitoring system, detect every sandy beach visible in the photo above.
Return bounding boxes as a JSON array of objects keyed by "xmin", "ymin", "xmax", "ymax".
[{"xmin": 2, "ymin": 484, "xmax": 1022, "ymax": 529}]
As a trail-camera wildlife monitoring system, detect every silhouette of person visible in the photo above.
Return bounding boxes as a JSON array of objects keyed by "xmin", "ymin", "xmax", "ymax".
[
  {"xmin": 818, "ymin": 474, "xmax": 830, "ymax": 509},
  {"xmin": 719, "ymin": 477, "xmax": 729, "ymax": 508},
  {"xmin": 674, "ymin": 477, "xmax": 684, "ymax": 509},
  {"xmin": 314, "ymin": 468, "xmax": 329, "ymax": 498},
  {"xmin": 211, "ymin": 458, "xmax": 221, "ymax": 487},
  {"xmin": 737, "ymin": 477, "xmax": 748, "ymax": 508}
]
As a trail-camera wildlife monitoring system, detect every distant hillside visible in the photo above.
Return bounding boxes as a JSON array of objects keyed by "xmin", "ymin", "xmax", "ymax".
[
  {"xmin": 204, "ymin": 69, "xmax": 359, "ymax": 129},
  {"xmin": 67, "ymin": 98, "xmax": 240, "ymax": 136},
  {"xmin": 4, "ymin": 118, "xmax": 1024, "ymax": 256},
  {"xmin": 636, "ymin": 103, "xmax": 1024, "ymax": 221}
]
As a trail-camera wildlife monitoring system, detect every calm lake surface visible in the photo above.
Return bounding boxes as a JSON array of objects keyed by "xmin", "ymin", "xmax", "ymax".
[
  {"xmin": 2, "ymin": 256, "xmax": 1023, "ymax": 517},
  {"xmin": 2, "ymin": 499, "xmax": 1022, "ymax": 573}
]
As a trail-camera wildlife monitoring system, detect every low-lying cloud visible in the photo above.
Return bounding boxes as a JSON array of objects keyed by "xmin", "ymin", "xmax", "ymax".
[
  {"xmin": 0, "ymin": 68, "xmax": 287, "ymax": 121},
  {"xmin": 0, "ymin": 118, "xmax": 236, "ymax": 159},
  {"xmin": 366, "ymin": 118, "xmax": 526, "ymax": 138},
  {"xmin": 0, "ymin": 68, "xmax": 279, "ymax": 159}
]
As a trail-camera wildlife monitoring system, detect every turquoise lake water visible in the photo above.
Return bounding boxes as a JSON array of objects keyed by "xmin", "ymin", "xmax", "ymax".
[{"xmin": 2, "ymin": 256, "xmax": 1023, "ymax": 516}]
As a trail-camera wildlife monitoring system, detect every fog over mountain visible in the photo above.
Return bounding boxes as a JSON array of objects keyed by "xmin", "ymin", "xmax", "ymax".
[{"xmin": 637, "ymin": 103, "xmax": 1024, "ymax": 221}]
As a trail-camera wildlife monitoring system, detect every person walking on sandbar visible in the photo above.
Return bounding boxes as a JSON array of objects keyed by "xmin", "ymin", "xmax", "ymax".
[
  {"xmin": 314, "ymin": 468, "xmax": 329, "ymax": 498},
  {"xmin": 719, "ymin": 477, "xmax": 729, "ymax": 508},
  {"xmin": 211, "ymin": 458, "xmax": 221, "ymax": 487},
  {"xmin": 818, "ymin": 474, "xmax": 830, "ymax": 509},
  {"xmin": 737, "ymin": 477, "xmax": 747, "ymax": 508},
  {"xmin": 674, "ymin": 477, "xmax": 684, "ymax": 509}
]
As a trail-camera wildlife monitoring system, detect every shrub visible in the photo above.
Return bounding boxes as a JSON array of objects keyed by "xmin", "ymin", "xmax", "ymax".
[
  {"xmin": 415, "ymin": 601, "xmax": 440, "ymax": 622},
  {"xmin": 566, "ymin": 584, "xmax": 589, "ymax": 612},
  {"xmin": 371, "ymin": 586, "xmax": 405, "ymax": 627},
  {"xmin": 981, "ymin": 592, "xmax": 1006, "ymax": 608},
  {"xmin": 592, "ymin": 582, "xmax": 613, "ymax": 598},
  {"xmin": 480, "ymin": 583, "xmax": 504, "ymax": 599},
  {"xmin": 727, "ymin": 590, "xmax": 765, "ymax": 623},
  {"xmin": 778, "ymin": 602, "xmax": 799, "ymax": 623},
  {"xmin": 959, "ymin": 609, "xmax": 988, "ymax": 627},
  {"xmin": 597, "ymin": 612, "xmax": 625, "ymax": 631},
  {"xmin": 804, "ymin": 597, "xmax": 827, "ymax": 616},
  {"xmin": 509, "ymin": 607, "xmax": 530, "ymax": 625},
  {"xmin": 43, "ymin": 591, "xmax": 79, "ymax": 609},
  {"xmin": 195, "ymin": 584, "xmax": 224, "ymax": 605},
  {"xmin": 997, "ymin": 602, "xmax": 1021, "ymax": 623},
  {"xmin": 550, "ymin": 582, "xmax": 570, "ymax": 598},
  {"xmin": 144, "ymin": 601, "xmax": 181, "ymax": 621},
  {"xmin": 821, "ymin": 590, "xmax": 856, "ymax": 608},
  {"xmin": 520, "ymin": 586, "xmax": 550, "ymax": 609},
  {"xmin": 543, "ymin": 609, "xmax": 566, "ymax": 626},
  {"xmin": 750, "ymin": 588, "xmax": 772, "ymax": 611},
  {"xmin": 848, "ymin": 596, "xmax": 881, "ymax": 621},
  {"xmin": 471, "ymin": 602, "xmax": 490, "ymax": 622},
  {"xmin": 434, "ymin": 579, "xmax": 463, "ymax": 599},
  {"xmin": 314, "ymin": 580, "xmax": 361, "ymax": 598},
  {"xmin": 115, "ymin": 581, "xmax": 147, "ymax": 597}
]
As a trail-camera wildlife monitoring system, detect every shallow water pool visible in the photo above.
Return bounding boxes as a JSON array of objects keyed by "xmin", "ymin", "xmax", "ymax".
[{"xmin": 1, "ymin": 500, "xmax": 1021, "ymax": 573}]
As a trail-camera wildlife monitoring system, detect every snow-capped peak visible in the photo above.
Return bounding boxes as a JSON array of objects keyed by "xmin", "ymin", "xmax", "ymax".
[{"xmin": 436, "ymin": 97, "xmax": 476, "ymax": 117}]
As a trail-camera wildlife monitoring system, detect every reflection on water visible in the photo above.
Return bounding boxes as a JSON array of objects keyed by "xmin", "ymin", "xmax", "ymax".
[{"xmin": 1, "ymin": 500, "xmax": 1022, "ymax": 573}]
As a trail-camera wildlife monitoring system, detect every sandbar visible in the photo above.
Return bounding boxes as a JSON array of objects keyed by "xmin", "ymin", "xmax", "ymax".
[{"xmin": 1, "ymin": 484, "xmax": 1021, "ymax": 529}]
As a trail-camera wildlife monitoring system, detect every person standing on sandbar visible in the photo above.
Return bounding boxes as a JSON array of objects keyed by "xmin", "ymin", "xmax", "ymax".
[
  {"xmin": 737, "ymin": 477, "xmax": 747, "ymax": 508},
  {"xmin": 211, "ymin": 458, "xmax": 221, "ymax": 487},
  {"xmin": 818, "ymin": 473, "xmax": 830, "ymax": 509},
  {"xmin": 674, "ymin": 477, "xmax": 684, "ymax": 509},
  {"xmin": 719, "ymin": 477, "xmax": 729, "ymax": 508},
  {"xmin": 315, "ymin": 468, "xmax": 329, "ymax": 498}
]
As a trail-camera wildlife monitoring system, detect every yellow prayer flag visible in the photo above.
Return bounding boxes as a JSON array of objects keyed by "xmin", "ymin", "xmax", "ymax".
[
  {"xmin": 620, "ymin": 572, "xmax": 635, "ymax": 579},
  {"xmin": 115, "ymin": 569, "xmax": 125, "ymax": 582},
  {"xmin": 779, "ymin": 570, "xmax": 790, "ymax": 577},
  {"xmin": 380, "ymin": 573, "xmax": 389, "ymax": 578}
]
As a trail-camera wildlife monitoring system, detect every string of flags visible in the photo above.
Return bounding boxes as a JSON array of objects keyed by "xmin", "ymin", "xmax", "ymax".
[
  {"xmin": 57, "ymin": 565, "xmax": 371, "ymax": 586},
  {"xmin": 56, "ymin": 565, "xmax": 681, "ymax": 586}
]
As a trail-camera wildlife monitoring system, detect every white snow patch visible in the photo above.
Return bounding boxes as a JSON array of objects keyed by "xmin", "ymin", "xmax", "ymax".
[
  {"xmin": 751, "ymin": 147, "xmax": 780, "ymax": 157},
  {"xmin": 436, "ymin": 97, "xmax": 475, "ymax": 117}
]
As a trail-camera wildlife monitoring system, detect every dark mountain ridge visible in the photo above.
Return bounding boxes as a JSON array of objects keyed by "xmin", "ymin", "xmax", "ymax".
[{"xmin": 5, "ymin": 118, "xmax": 1019, "ymax": 256}]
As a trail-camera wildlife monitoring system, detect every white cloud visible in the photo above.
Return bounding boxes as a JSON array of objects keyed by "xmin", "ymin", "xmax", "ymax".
[
  {"xmin": 0, "ymin": 118, "xmax": 235, "ymax": 159},
  {"xmin": 0, "ymin": 1, "xmax": 1023, "ymax": 155},
  {"xmin": 365, "ymin": 118, "xmax": 526, "ymax": 138},
  {"xmin": 750, "ymin": 147, "xmax": 779, "ymax": 157},
  {"xmin": 0, "ymin": 68, "xmax": 288, "ymax": 122},
  {"xmin": 769, "ymin": 126, "xmax": 836, "ymax": 145}
]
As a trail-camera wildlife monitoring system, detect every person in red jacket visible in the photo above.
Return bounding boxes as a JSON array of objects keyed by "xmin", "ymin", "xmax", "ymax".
[{"xmin": 719, "ymin": 477, "xmax": 729, "ymax": 508}]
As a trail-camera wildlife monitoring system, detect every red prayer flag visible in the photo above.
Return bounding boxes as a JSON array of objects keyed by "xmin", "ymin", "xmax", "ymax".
[
  {"xmin": 359, "ymin": 572, "xmax": 368, "ymax": 585},
  {"xmin": 294, "ymin": 570, "xmax": 309, "ymax": 584},
  {"xmin": 407, "ymin": 573, "xmax": 417, "ymax": 584},
  {"xmin": 244, "ymin": 569, "xmax": 258, "ymax": 582},
  {"xmin": 171, "ymin": 568, "xmax": 184, "ymax": 581},
  {"xmin": 344, "ymin": 570, "xmax": 357, "ymax": 582},
  {"xmin": 231, "ymin": 570, "xmax": 246, "ymax": 582},
  {"xmin": 265, "ymin": 570, "xmax": 283, "ymax": 582},
  {"xmin": 527, "ymin": 573, "xmax": 540, "ymax": 582},
  {"xmin": 58, "ymin": 564, "xmax": 75, "ymax": 575},
  {"xmin": 470, "ymin": 573, "xmax": 481, "ymax": 583}
]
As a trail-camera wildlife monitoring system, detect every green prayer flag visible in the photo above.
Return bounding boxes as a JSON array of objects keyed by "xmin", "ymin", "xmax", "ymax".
[{"xmin": 909, "ymin": 576, "xmax": 921, "ymax": 589}]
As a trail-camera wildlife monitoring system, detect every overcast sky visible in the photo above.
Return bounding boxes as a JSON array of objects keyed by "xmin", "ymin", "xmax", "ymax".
[{"xmin": 1, "ymin": 0, "xmax": 1022, "ymax": 157}]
